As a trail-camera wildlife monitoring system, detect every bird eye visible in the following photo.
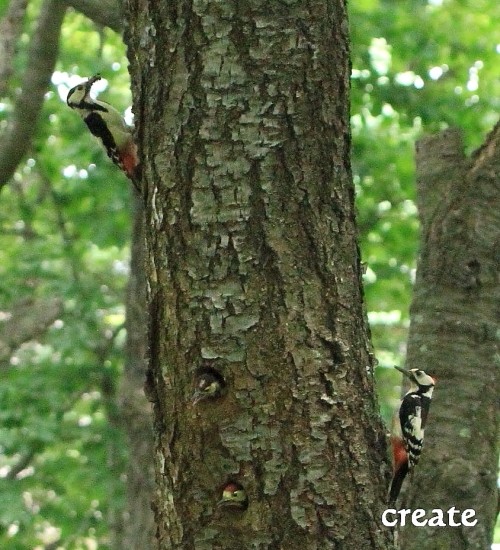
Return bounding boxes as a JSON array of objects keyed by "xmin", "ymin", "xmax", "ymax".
[{"xmin": 77, "ymin": 85, "xmax": 83, "ymax": 90}]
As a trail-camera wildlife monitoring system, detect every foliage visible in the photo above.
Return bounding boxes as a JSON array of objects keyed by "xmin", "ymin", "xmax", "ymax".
[
  {"xmin": 0, "ymin": 5, "xmax": 131, "ymax": 547},
  {"xmin": 0, "ymin": 0, "xmax": 497, "ymax": 546},
  {"xmin": 350, "ymin": 0, "xmax": 499, "ymax": 424}
]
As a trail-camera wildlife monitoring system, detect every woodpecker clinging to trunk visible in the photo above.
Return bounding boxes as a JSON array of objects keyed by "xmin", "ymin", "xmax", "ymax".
[
  {"xmin": 388, "ymin": 366, "xmax": 436, "ymax": 505},
  {"xmin": 66, "ymin": 75, "xmax": 139, "ymax": 188}
]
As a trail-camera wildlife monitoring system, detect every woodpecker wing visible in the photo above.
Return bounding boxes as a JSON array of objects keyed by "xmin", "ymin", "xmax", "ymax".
[
  {"xmin": 399, "ymin": 393, "xmax": 424, "ymax": 469},
  {"xmin": 83, "ymin": 108, "xmax": 137, "ymax": 178},
  {"xmin": 419, "ymin": 394, "xmax": 432, "ymax": 429},
  {"xmin": 84, "ymin": 112, "xmax": 117, "ymax": 158}
]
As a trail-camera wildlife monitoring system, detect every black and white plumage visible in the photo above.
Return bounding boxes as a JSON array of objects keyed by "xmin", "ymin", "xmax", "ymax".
[
  {"xmin": 66, "ymin": 75, "xmax": 139, "ymax": 184},
  {"xmin": 388, "ymin": 366, "xmax": 436, "ymax": 505}
]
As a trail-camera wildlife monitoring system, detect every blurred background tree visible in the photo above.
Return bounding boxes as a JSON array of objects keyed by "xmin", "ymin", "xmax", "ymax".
[{"xmin": 0, "ymin": 0, "xmax": 497, "ymax": 547}]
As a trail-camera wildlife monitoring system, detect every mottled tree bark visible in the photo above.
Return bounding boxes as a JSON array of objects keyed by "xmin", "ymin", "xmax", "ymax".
[
  {"xmin": 125, "ymin": 1, "xmax": 393, "ymax": 548},
  {"xmin": 400, "ymin": 124, "xmax": 500, "ymax": 549}
]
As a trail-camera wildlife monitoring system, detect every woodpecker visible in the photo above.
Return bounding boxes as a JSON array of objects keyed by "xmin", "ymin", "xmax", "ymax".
[
  {"xmin": 217, "ymin": 482, "xmax": 248, "ymax": 510},
  {"xmin": 192, "ymin": 371, "xmax": 225, "ymax": 404},
  {"xmin": 388, "ymin": 366, "xmax": 436, "ymax": 505},
  {"xmin": 66, "ymin": 75, "xmax": 139, "ymax": 187}
]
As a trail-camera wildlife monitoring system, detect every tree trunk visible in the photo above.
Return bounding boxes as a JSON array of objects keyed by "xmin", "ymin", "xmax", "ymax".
[
  {"xmin": 400, "ymin": 124, "xmax": 500, "ymax": 549},
  {"xmin": 125, "ymin": 1, "xmax": 393, "ymax": 548},
  {"xmin": 117, "ymin": 197, "xmax": 156, "ymax": 549}
]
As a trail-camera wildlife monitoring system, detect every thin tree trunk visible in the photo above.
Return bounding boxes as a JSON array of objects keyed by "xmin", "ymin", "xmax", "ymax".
[
  {"xmin": 125, "ymin": 1, "xmax": 393, "ymax": 548},
  {"xmin": 400, "ymin": 124, "xmax": 500, "ymax": 549},
  {"xmin": 116, "ymin": 197, "xmax": 156, "ymax": 549}
]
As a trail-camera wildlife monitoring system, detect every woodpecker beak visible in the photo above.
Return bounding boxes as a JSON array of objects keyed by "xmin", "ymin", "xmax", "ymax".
[
  {"xmin": 67, "ymin": 74, "xmax": 103, "ymax": 107},
  {"xmin": 394, "ymin": 365, "xmax": 412, "ymax": 378},
  {"xmin": 191, "ymin": 390, "xmax": 204, "ymax": 405},
  {"xmin": 84, "ymin": 74, "xmax": 101, "ymax": 93}
]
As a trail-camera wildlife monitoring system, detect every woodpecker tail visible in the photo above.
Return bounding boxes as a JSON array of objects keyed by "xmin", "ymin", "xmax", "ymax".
[
  {"xmin": 389, "ymin": 458, "xmax": 409, "ymax": 505},
  {"xmin": 388, "ymin": 435, "xmax": 409, "ymax": 505}
]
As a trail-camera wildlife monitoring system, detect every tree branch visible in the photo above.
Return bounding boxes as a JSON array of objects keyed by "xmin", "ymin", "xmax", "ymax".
[
  {"xmin": 0, "ymin": 0, "xmax": 28, "ymax": 95},
  {"xmin": 6, "ymin": 449, "xmax": 36, "ymax": 480},
  {"xmin": 0, "ymin": 0, "xmax": 66, "ymax": 191},
  {"xmin": 66, "ymin": 0, "xmax": 123, "ymax": 33},
  {"xmin": 0, "ymin": 0, "xmax": 124, "ymax": 190},
  {"xmin": 0, "ymin": 297, "xmax": 63, "ymax": 364},
  {"xmin": 470, "ymin": 118, "xmax": 500, "ymax": 175}
]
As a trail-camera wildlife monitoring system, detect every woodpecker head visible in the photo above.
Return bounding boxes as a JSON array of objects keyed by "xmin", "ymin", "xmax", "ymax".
[
  {"xmin": 395, "ymin": 366, "xmax": 435, "ymax": 395},
  {"xmin": 217, "ymin": 482, "xmax": 248, "ymax": 510},
  {"xmin": 67, "ymin": 74, "xmax": 102, "ymax": 110},
  {"xmin": 192, "ymin": 369, "xmax": 225, "ymax": 404}
]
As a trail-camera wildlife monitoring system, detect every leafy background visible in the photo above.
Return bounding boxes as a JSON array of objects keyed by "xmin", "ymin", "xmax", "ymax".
[{"xmin": 0, "ymin": 0, "xmax": 498, "ymax": 547}]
